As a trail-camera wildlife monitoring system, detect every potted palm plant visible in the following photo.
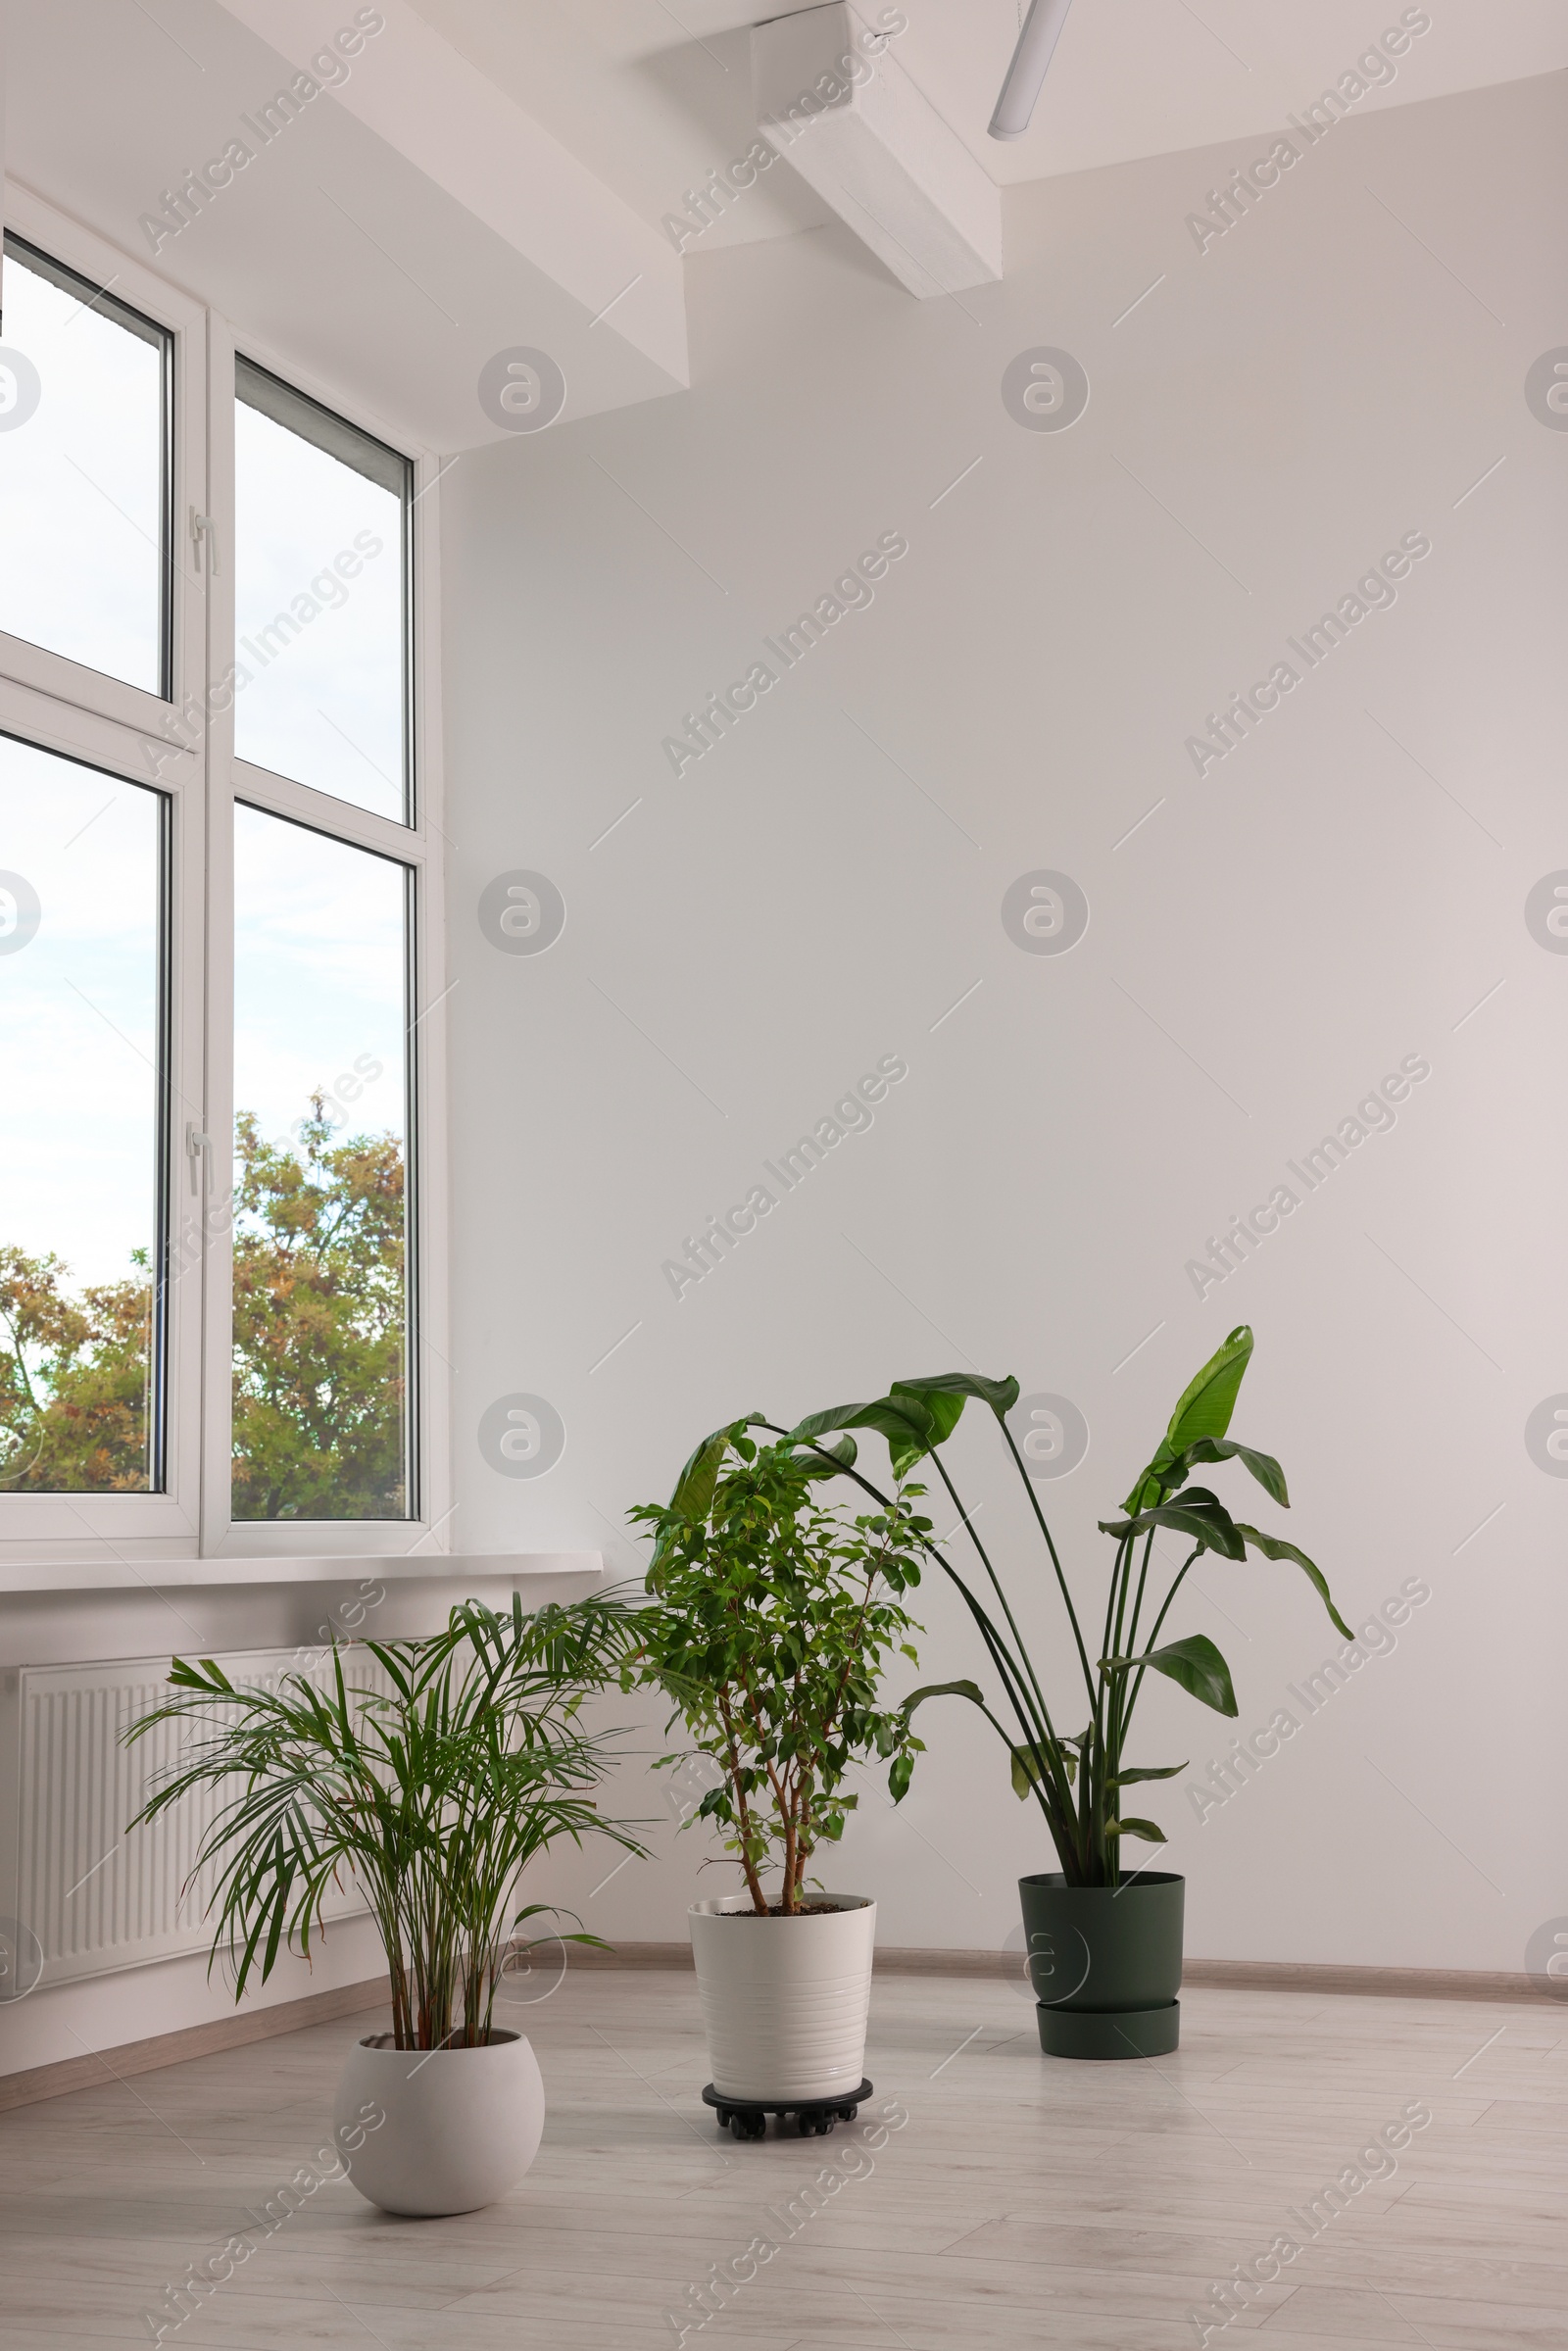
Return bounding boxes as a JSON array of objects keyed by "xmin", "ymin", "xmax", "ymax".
[
  {"xmin": 125, "ymin": 1594, "xmax": 644, "ymax": 2212},
  {"xmin": 633, "ymin": 1432, "xmax": 926, "ymax": 2131},
  {"xmin": 758, "ymin": 1324, "xmax": 1350, "ymax": 2058}
]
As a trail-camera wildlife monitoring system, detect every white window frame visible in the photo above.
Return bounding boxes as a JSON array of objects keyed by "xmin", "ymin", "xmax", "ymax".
[{"xmin": 0, "ymin": 183, "xmax": 450, "ymax": 1577}]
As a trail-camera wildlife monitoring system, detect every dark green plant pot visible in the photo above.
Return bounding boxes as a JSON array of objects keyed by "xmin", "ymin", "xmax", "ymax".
[{"xmin": 1018, "ymin": 1871, "xmax": 1184, "ymax": 2059}]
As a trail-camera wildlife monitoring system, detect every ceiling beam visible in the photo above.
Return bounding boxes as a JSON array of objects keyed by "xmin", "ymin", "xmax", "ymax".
[
  {"xmin": 753, "ymin": 3, "xmax": 1003, "ymax": 298},
  {"xmin": 213, "ymin": 0, "xmax": 688, "ymax": 392}
]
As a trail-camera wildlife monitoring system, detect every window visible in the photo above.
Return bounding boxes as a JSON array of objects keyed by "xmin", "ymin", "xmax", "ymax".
[
  {"xmin": 0, "ymin": 739, "xmax": 167, "ymax": 1494},
  {"xmin": 233, "ymin": 360, "xmax": 410, "ymax": 821},
  {"xmin": 228, "ymin": 367, "xmax": 419, "ymax": 1529},
  {"xmin": 0, "ymin": 194, "xmax": 447, "ymax": 1572},
  {"xmin": 231, "ymin": 808, "xmax": 411, "ymax": 1521},
  {"xmin": 0, "ymin": 234, "xmax": 171, "ymax": 696}
]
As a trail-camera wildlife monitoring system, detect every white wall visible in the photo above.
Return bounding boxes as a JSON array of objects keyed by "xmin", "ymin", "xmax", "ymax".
[{"xmin": 440, "ymin": 70, "xmax": 1566, "ymax": 1977}]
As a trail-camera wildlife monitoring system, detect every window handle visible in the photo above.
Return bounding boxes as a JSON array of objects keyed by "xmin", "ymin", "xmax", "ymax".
[
  {"xmin": 186, "ymin": 1122, "xmax": 212, "ymax": 1194},
  {"xmin": 189, "ymin": 507, "xmax": 219, "ymax": 574}
]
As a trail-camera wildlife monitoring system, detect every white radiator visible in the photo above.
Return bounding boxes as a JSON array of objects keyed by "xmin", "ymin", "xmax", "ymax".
[{"xmin": 0, "ymin": 1647, "xmax": 383, "ymax": 1995}]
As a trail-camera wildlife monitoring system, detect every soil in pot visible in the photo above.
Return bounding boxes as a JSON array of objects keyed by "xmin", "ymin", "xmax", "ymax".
[{"xmin": 714, "ymin": 1902, "xmax": 846, "ymax": 1917}]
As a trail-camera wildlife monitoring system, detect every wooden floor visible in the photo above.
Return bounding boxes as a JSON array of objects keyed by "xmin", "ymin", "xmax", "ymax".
[{"xmin": 1, "ymin": 1971, "xmax": 1564, "ymax": 2348}]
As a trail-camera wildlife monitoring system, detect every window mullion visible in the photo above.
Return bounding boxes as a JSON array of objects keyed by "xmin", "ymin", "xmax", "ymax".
[
  {"xmin": 196, "ymin": 318, "xmax": 238, "ymax": 1560},
  {"xmin": 406, "ymin": 452, "xmax": 452, "ymax": 1549}
]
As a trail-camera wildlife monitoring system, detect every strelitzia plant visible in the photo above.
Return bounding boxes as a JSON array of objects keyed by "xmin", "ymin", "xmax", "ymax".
[{"xmin": 691, "ymin": 1325, "xmax": 1348, "ymax": 1888}]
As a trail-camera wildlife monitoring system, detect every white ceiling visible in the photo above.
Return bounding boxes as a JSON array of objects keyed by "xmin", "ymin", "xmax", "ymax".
[
  {"xmin": 2, "ymin": 0, "xmax": 1564, "ymax": 453},
  {"xmin": 414, "ymin": 0, "xmax": 1568, "ymax": 245},
  {"xmin": 0, "ymin": 0, "xmax": 687, "ymax": 452}
]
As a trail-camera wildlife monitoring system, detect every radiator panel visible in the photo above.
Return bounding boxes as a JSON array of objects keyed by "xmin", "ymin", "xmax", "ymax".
[{"xmin": 2, "ymin": 1648, "xmax": 382, "ymax": 1993}]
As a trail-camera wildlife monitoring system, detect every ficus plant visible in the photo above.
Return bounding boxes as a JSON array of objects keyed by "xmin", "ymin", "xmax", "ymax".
[
  {"xmin": 125, "ymin": 1595, "xmax": 647, "ymax": 2049},
  {"xmin": 674, "ymin": 1326, "xmax": 1348, "ymax": 1890},
  {"xmin": 632, "ymin": 1433, "xmax": 928, "ymax": 1915}
]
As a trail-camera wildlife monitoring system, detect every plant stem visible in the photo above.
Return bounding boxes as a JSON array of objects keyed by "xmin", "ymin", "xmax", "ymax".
[
  {"xmin": 929, "ymin": 1452, "xmax": 1064, "ymax": 1763},
  {"xmin": 715, "ymin": 1690, "xmax": 767, "ymax": 1913},
  {"xmin": 1123, "ymin": 1544, "xmax": 1202, "ymax": 1725},
  {"xmin": 758, "ymin": 1424, "xmax": 1080, "ymax": 1868},
  {"xmin": 760, "ymin": 1432, "xmax": 1052, "ymax": 1745},
  {"xmin": 999, "ymin": 1423, "xmax": 1098, "ymax": 1712},
  {"xmin": 1100, "ymin": 1532, "xmax": 1130, "ymax": 1684},
  {"xmin": 1123, "ymin": 1529, "xmax": 1157, "ymax": 1665}
]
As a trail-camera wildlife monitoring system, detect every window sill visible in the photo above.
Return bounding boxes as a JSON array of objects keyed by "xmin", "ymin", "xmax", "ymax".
[{"xmin": 0, "ymin": 1552, "xmax": 603, "ymax": 1596}]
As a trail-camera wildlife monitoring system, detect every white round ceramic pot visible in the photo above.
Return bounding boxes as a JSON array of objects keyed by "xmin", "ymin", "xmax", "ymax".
[
  {"xmin": 332, "ymin": 2028, "xmax": 545, "ymax": 2217},
  {"xmin": 688, "ymin": 1894, "xmax": 877, "ymax": 2104}
]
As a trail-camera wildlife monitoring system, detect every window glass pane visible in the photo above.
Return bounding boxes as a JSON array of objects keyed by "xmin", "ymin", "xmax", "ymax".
[
  {"xmin": 0, "ymin": 737, "xmax": 165, "ymax": 1493},
  {"xmin": 232, "ymin": 805, "xmax": 410, "ymax": 1520},
  {"xmin": 233, "ymin": 360, "xmax": 409, "ymax": 822},
  {"xmin": 0, "ymin": 237, "xmax": 170, "ymax": 695}
]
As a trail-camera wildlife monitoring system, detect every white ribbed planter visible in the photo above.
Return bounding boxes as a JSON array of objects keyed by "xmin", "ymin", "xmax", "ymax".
[
  {"xmin": 332, "ymin": 2030, "xmax": 545, "ymax": 2217},
  {"xmin": 689, "ymin": 1894, "xmax": 876, "ymax": 2103}
]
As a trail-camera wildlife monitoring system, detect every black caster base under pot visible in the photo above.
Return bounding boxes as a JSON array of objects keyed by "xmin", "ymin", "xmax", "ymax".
[{"xmin": 702, "ymin": 2079, "xmax": 873, "ymax": 2138}]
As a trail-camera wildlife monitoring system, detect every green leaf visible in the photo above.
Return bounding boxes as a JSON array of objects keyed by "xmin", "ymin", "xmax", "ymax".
[
  {"xmin": 784, "ymin": 1396, "xmax": 933, "ymax": 1478},
  {"xmin": 165, "ymin": 1656, "xmax": 234, "ymax": 1693},
  {"xmin": 903, "ymin": 1679, "xmax": 986, "ymax": 1714},
  {"xmin": 1123, "ymin": 1325, "xmax": 1254, "ymax": 1511},
  {"xmin": 1164, "ymin": 1436, "xmax": 1288, "ymax": 1509},
  {"xmin": 508, "ymin": 1904, "xmax": 613, "ymax": 1957},
  {"xmin": 792, "ymin": 1432, "xmax": 858, "ymax": 1479},
  {"xmin": 1234, "ymin": 1523, "xmax": 1353, "ymax": 1641},
  {"xmin": 891, "ymin": 1384, "xmax": 966, "ymax": 1454},
  {"xmin": 1164, "ymin": 1325, "xmax": 1254, "ymax": 1450},
  {"xmin": 668, "ymin": 1416, "xmax": 762, "ymax": 1522},
  {"xmin": 1009, "ymin": 1739, "xmax": 1077, "ymax": 1799},
  {"xmin": 1108, "ymin": 1763, "xmax": 1187, "ymax": 1786},
  {"xmin": 788, "ymin": 1379, "xmax": 1020, "ymax": 1481},
  {"xmin": 888, "ymin": 1752, "xmax": 914, "ymax": 1804},
  {"xmin": 785, "ymin": 1398, "xmax": 914, "ymax": 1445},
  {"xmin": 896, "ymin": 1372, "xmax": 1020, "ymax": 1426},
  {"xmin": 1099, "ymin": 1488, "xmax": 1247, "ymax": 1561},
  {"xmin": 1104, "ymin": 1817, "xmax": 1167, "ymax": 1843},
  {"xmin": 1137, "ymin": 1632, "xmax": 1238, "ymax": 1717}
]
